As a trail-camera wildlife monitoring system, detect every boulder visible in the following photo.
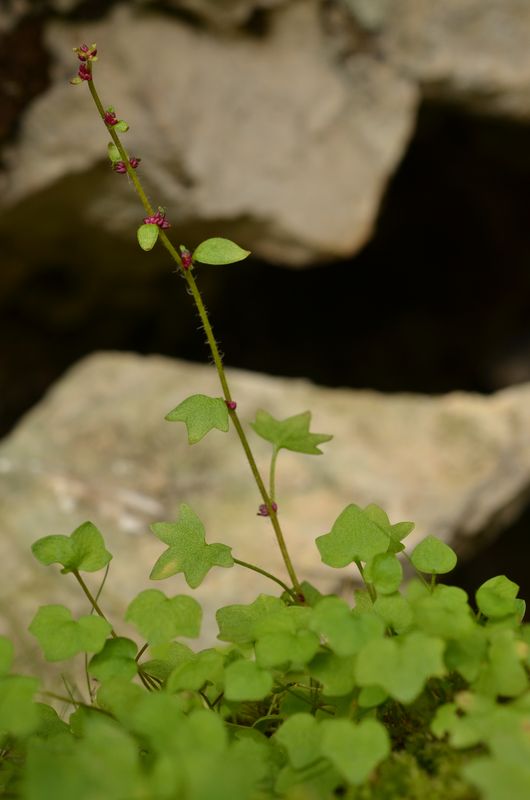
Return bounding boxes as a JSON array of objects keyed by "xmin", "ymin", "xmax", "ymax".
[{"xmin": 1, "ymin": 352, "xmax": 529, "ymax": 678}]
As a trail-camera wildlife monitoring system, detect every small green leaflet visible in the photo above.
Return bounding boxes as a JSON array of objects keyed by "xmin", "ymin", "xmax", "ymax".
[
  {"xmin": 125, "ymin": 590, "xmax": 202, "ymax": 644},
  {"xmin": 150, "ymin": 504, "xmax": 233, "ymax": 587},
  {"xmin": 192, "ymin": 238, "xmax": 251, "ymax": 265},
  {"xmin": 216, "ymin": 595, "xmax": 286, "ymax": 644},
  {"xmin": 224, "ymin": 660, "xmax": 273, "ymax": 701},
  {"xmin": 137, "ymin": 223, "xmax": 159, "ymax": 252},
  {"xmin": 29, "ymin": 605, "xmax": 111, "ymax": 661},
  {"xmin": 355, "ymin": 631, "xmax": 446, "ymax": 703},
  {"xmin": 165, "ymin": 394, "xmax": 229, "ymax": 444},
  {"xmin": 274, "ymin": 713, "xmax": 321, "ymax": 769},
  {"xmin": 251, "ymin": 410, "xmax": 332, "ymax": 455},
  {"xmin": 0, "ymin": 675, "xmax": 40, "ymax": 736},
  {"xmin": 410, "ymin": 535, "xmax": 457, "ymax": 575},
  {"xmin": 88, "ymin": 637, "xmax": 138, "ymax": 681},
  {"xmin": 476, "ymin": 575, "xmax": 521, "ymax": 619},
  {"xmin": 115, "ymin": 120, "xmax": 129, "ymax": 132},
  {"xmin": 320, "ymin": 718, "xmax": 390, "ymax": 786},
  {"xmin": 364, "ymin": 552, "xmax": 403, "ymax": 595},
  {"xmin": 31, "ymin": 521, "xmax": 112, "ymax": 574}
]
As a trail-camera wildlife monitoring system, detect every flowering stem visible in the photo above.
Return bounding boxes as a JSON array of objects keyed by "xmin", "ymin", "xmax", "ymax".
[{"xmin": 85, "ymin": 72, "xmax": 303, "ymax": 598}]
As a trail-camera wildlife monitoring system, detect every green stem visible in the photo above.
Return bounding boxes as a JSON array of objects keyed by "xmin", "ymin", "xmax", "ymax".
[
  {"xmin": 233, "ymin": 557, "xmax": 296, "ymax": 599},
  {"xmin": 72, "ymin": 570, "xmax": 117, "ymax": 637},
  {"xmin": 86, "ymin": 72, "xmax": 303, "ymax": 598},
  {"xmin": 269, "ymin": 448, "xmax": 279, "ymax": 503},
  {"xmin": 354, "ymin": 559, "xmax": 376, "ymax": 603}
]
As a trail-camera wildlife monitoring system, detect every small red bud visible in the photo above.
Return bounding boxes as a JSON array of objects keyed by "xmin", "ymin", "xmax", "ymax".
[
  {"xmin": 257, "ymin": 502, "xmax": 278, "ymax": 517},
  {"xmin": 104, "ymin": 109, "xmax": 118, "ymax": 126},
  {"xmin": 225, "ymin": 400, "xmax": 237, "ymax": 411}
]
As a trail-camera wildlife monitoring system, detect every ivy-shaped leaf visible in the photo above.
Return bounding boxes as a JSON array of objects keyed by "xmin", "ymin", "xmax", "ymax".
[
  {"xmin": 150, "ymin": 504, "xmax": 233, "ymax": 587},
  {"xmin": 224, "ymin": 660, "xmax": 273, "ymax": 702},
  {"xmin": 192, "ymin": 237, "xmax": 251, "ymax": 265},
  {"xmin": 167, "ymin": 649, "xmax": 225, "ymax": 693},
  {"xmin": 88, "ymin": 637, "xmax": 138, "ymax": 682},
  {"xmin": 255, "ymin": 629, "xmax": 320, "ymax": 670},
  {"xmin": 410, "ymin": 535, "xmax": 457, "ymax": 575},
  {"xmin": 137, "ymin": 223, "xmax": 159, "ymax": 252},
  {"xmin": 32, "ymin": 521, "xmax": 112, "ymax": 574},
  {"xmin": 249, "ymin": 411, "xmax": 332, "ymax": 545},
  {"xmin": 251, "ymin": 410, "xmax": 332, "ymax": 455},
  {"xmin": 320, "ymin": 718, "xmax": 390, "ymax": 786},
  {"xmin": 216, "ymin": 595, "xmax": 285, "ymax": 644},
  {"xmin": 125, "ymin": 590, "xmax": 201, "ymax": 644},
  {"xmin": 29, "ymin": 605, "xmax": 111, "ymax": 661},
  {"xmin": 165, "ymin": 394, "xmax": 229, "ymax": 444},
  {"xmin": 316, "ymin": 504, "xmax": 390, "ymax": 568}
]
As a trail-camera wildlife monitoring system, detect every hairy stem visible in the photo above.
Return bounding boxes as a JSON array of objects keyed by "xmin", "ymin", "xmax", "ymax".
[{"xmin": 86, "ymin": 73, "xmax": 303, "ymax": 597}]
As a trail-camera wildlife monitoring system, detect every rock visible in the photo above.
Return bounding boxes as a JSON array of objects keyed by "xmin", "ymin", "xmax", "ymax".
[
  {"xmin": 3, "ymin": 1, "xmax": 530, "ymax": 268},
  {"xmin": 0, "ymin": 1, "xmax": 417, "ymax": 266},
  {"xmin": 1, "ymin": 352, "xmax": 529, "ymax": 679}
]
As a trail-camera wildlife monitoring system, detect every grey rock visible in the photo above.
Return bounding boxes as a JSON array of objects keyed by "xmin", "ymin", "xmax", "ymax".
[
  {"xmin": 0, "ymin": 1, "xmax": 417, "ymax": 265},
  {"xmin": 1, "ymin": 352, "xmax": 529, "ymax": 681}
]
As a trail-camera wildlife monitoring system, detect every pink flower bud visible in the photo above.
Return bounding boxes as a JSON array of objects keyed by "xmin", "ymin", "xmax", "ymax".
[
  {"xmin": 257, "ymin": 502, "xmax": 278, "ymax": 517},
  {"xmin": 104, "ymin": 109, "xmax": 118, "ymax": 126},
  {"xmin": 143, "ymin": 209, "xmax": 171, "ymax": 229},
  {"xmin": 129, "ymin": 157, "xmax": 141, "ymax": 169},
  {"xmin": 180, "ymin": 249, "xmax": 193, "ymax": 270},
  {"xmin": 225, "ymin": 400, "xmax": 237, "ymax": 410},
  {"xmin": 77, "ymin": 64, "xmax": 92, "ymax": 81},
  {"xmin": 113, "ymin": 161, "xmax": 127, "ymax": 173},
  {"xmin": 73, "ymin": 43, "xmax": 98, "ymax": 62}
]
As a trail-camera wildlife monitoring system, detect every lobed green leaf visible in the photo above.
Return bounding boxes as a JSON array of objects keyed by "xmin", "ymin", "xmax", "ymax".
[
  {"xmin": 251, "ymin": 409, "xmax": 332, "ymax": 455},
  {"xmin": 32, "ymin": 521, "xmax": 112, "ymax": 574},
  {"xmin": 125, "ymin": 590, "xmax": 201, "ymax": 644},
  {"xmin": 165, "ymin": 394, "xmax": 229, "ymax": 444},
  {"xmin": 28, "ymin": 605, "xmax": 111, "ymax": 661},
  {"xmin": 150, "ymin": 504, "xmax": 233, "ymax": 587}
]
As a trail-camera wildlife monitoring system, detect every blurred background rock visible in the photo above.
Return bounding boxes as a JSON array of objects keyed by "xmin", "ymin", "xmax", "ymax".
[{"xmin": 1, "ymin": 0, "xmax": 530, "ymax": 666}]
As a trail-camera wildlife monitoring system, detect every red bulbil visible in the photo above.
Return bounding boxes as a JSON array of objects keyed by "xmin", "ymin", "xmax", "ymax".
[
  {"xmin": 104, "ymin": 109, "xmax": 118, "ymax": 126},
  {"xmin": 113, "ymin": 161, "xmax": 127, "ymax": 174},
  {"xmin": 225, "ymin": 400, "xmax": 237, "ymax": 411},
  {"xmin": 129, "ymin": 157, "xmax": 141, "ymax": 169},
  {"xmin": 257, "ymin": 502, "xmax": 278, "ymax": 517},
  {"xmin": 180, "ymin": 250, "xmax": 193, "ymax": 270},
  {"xmin": 143, "ymin": 209, "xmax": 171, "ymax": 229},
  {"xmin": 77, "ymin": 64, "xmax": 92, "ymax": 81}
]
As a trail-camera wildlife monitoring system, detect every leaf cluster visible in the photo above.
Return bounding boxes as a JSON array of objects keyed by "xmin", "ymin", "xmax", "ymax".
[{"xmin": 2, "ymin": 505, "xmax": 528, "ymax": 800}]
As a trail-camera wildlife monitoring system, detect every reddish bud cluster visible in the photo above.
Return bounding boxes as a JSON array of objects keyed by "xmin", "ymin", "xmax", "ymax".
[
  {"xmin": 113, "ymin": 157, "xmax": 141, "ymax": 174},
  {"xmin": 143, "ymin": 209, "xmax": 171, "ymax": 229},
  {"xmin": 180, "ymin": 249, "xmax": 193, "ymax": 270},
  {"xmin": 225, "ymin": 400, "xmax": 237, "ymax": 411},
  {"xmin": 103, "ymin": 109, "xmax": 118, "ymax": 126},
  {"xmin": 73, "ymin": 43, "xmax": 98, "ymax": 62},
  {"xmin": 257, "ymin": 502, "xmax": 278, "ymax": 517}
]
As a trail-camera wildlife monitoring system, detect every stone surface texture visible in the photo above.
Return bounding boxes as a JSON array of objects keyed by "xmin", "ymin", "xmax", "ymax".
[
  {"xmin": 3, "ymin": 0, "xmax": 530, "ymax": 266},
  {"xmin": 1, "ymin": 352, "xmax": 529, "ymax": 676}
]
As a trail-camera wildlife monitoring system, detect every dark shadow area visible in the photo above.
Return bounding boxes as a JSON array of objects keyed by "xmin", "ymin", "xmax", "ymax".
[{"xmin": 449, "ymin": 501, "xmax": 530, "ymax": 616}]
